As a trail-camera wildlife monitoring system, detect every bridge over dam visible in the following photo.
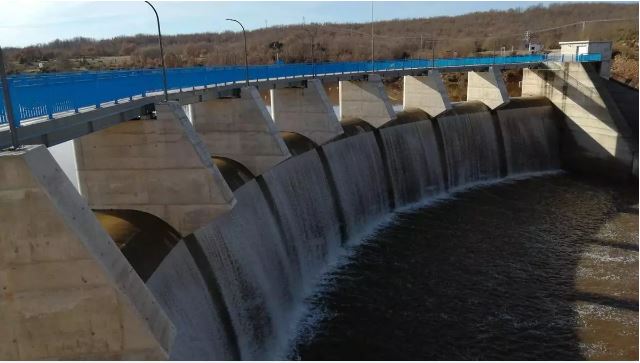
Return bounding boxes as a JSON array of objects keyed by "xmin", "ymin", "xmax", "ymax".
[{"xmin": 0, "ymin": 48, "xmax": 637, "ymax": 359}]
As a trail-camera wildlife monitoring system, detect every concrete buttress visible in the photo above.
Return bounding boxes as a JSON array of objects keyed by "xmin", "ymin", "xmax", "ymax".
[
  {"xmin": 0, "ymin": 145, "xmax": 175, "ymax": 360},
  {"xmin": 189, "ymin": 86, "xmax": 291, "ymax": 175},
  {"xmin": 339, "ymin": 74, "xmax": 396, "ymax": 127},
  {"xmin": 403, "ymin": 71, "xmax": 452, "ymax": 116},
  {"xmin": 74, "ymin": 101, "xmax": 236, "ymax": 236},
  {"xmin": 466, "ymin": 67, "xmax": 510, "ymax": 109},
  {"xmin": 270, "ymin": 79, "xmax": 343, "ymax": 144}
]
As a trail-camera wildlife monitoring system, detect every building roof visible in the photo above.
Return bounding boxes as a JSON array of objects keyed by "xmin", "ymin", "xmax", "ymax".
[{"xmin": 558, "ymin": 40, "xmax": 612, "ymax": 45}]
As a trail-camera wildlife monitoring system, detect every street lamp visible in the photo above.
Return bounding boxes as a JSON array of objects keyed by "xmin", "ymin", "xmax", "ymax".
[
  {"xmin": 303, "ymin": 27, "xmax": 316, "ymax": 77},
  {"xmin": 226, "ymin": 18, "xmax": 249, "ymax": 86},
  {"xmin": 0, "ymin": 46, "xmax": 19, "ymax": 149},
  {"xmin": 145, "ymin": 1, "xmax": 169, "ymax": 102},
  {"xmin": 370, "ymin": 1, "xmax": 374, "ymax": 71}
]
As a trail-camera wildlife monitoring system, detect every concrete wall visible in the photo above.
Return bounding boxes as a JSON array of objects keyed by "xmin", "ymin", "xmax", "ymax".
[
  {"xmin": 0, "ymin": 145, "xmax": 174, "ymax": 359},
  {"xmin": 522, "ymin": 62, "xmax": 635, "ymax": 177},
  {"xmin": 190, "ymin": 86, "xmax": 291, "ymax": 175},
  {"xmin": 402, "ymin": 71, "xmax": 452, "ymax": 116},
  {"xmin": 270, "ymin": 79, "xmax": 343, "ymax": 144},
  {"xmin": 75, "ymin": 101, "xmax": 236, "ymax": 236},
  {"xmin": 467, "ymin": 67, "xmax": 509, "ymax": 109},
  {"xmin": 339, "ymin": 74, "xmax": 396, "ymax": 127}
]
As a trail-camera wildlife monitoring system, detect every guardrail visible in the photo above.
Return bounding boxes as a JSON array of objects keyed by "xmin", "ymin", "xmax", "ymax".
[{"xmin": 0, "ymin": 53, "xmax": 602, "ymax": 125}]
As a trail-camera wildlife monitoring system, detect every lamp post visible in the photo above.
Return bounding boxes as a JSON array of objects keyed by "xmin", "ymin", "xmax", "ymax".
[
  {"xmin": 226, "ymin": 18, "xmax": 249, "ymax": 86},
  {"xmin": 0, "ymin": 46, "xmax": 19, "ymax": 149},
  {"xmin": 144, "ymin": 1, "xmax": 169, "ymax": 102},
  {"xmin": 303, "ymin": 27, "xmax": 316, "ymax": 77},
  {"xmin": 370, "ymin": 0, "xmax": 374, "ymax": 71}
]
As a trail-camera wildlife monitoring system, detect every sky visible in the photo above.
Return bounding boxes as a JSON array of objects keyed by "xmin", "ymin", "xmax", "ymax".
[{"xmin": 0, "ymin": 0, "xmax": 565, "ymax": 48}]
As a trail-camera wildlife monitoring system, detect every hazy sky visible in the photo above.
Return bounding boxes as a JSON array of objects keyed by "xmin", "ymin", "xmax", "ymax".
[{"xmin": 0, "ymin": 1, "xmax": 563, "ymax": 47}]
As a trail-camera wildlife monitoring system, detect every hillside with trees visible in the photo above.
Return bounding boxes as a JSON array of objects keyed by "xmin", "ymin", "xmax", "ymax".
[{"xmin": 4, "ymin": 2, "xmax": 639, "ymax": 86}]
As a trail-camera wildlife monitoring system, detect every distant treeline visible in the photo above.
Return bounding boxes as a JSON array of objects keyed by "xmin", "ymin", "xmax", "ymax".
[{"xmin": 4, "ymin": 2, "xmax": 638, "ymax": 75}]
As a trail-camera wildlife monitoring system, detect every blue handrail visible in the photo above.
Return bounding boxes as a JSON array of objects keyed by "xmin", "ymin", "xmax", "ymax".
[{"xmin": 0, "ymin": 53, "xmax": 602, "ymax": 125}]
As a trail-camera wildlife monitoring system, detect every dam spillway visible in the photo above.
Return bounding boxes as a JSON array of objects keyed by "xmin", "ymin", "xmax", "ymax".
[{"xmin": 142, "ymin": 98, "xmax": 572, "ymax": 360}]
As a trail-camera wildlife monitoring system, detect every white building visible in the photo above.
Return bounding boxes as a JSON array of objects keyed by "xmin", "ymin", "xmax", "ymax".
[{"xmin": 558, "ymin": 40, "xmax": 612, "ymax": 79}]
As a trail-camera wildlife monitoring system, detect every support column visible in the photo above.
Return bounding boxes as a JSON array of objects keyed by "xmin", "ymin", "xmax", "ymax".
[
  {"xmin": 339, "ymin": 74, "xmax": 396, "ymax": 128},
  {"xmin": 0, "ymin": 145, "xmax": 174, "ymax": 360},
  {"xmin": 467, "ymin": 67, "xmax": 509, "ymax": 109},
  {"xmin": 522, "ymin": 63, "xmax": 635, "ymax": 177},
  {"xmin": 270, "ymin": 79, "xmax": 343, "ymax": 145},
  {"xmin": 75, "ymin": 101, "xmax": 236, "ymax": 237},
  {"xmin": 190, "ymin": 86, "xmax": 291, "ymax": 175},
  {"xmin": 403, "ymin": 71, "xmax": 452, "ymax": 116}
]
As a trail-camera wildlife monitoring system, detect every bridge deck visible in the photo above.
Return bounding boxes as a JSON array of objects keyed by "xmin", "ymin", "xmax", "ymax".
[{"xmin": 0, "ymin": 53, "xmax": 602, "ymax": 149}]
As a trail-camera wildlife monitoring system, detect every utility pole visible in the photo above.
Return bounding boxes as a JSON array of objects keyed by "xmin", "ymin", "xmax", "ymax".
[
  {"xmin": 0, "ymin": 46, "xmax": 20, "ymax": 149},
  {"xmin": 431, "ymin": 37, "xmax": 436, "ymax": 68},
  {"xmin": 420, "ymin": 34, "xmax": 424, "ymax": 49}
]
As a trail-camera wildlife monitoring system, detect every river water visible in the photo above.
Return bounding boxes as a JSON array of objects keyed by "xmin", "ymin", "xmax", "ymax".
[{"xmin": 290, "ymin": 173, "xmax": 638, "ymax": 360}]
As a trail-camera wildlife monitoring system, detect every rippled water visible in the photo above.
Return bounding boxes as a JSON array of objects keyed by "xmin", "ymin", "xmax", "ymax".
[{"xmin": 291, "ymin": 174, "xmax": 638, "ymax": 360}]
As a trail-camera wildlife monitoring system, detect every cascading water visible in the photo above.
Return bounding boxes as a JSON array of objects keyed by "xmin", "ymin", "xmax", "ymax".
[
  {"xmin": 144, "ymin": 100, "xmax": 562, "ymax": 361},
  {"xmin": 436, "ymin": 102, "xmax": 502, "ymax": 189},
  {"xmin": 261, "ymin": 149, "xmax": 343, "ymax": 295},
  {"xmin": 147, "ymin": 242, "xmax": 237, "ymax": 360},
  {"xmin": 379, "ymin": 120, "xmax": 446, "ymax": 206},
  {"xmin": 497, "ymin": 105, "xmax": 560, "ymax": 175},
  {"xmin": 320, "ymin": 132, "xmax": 391, "ymax": 240}
]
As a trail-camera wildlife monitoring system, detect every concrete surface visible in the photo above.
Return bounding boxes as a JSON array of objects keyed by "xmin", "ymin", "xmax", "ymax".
[
  {"xmin": 522, "ymin": 62, "xmax": 635, "ymax": 178},
  {"xmin": 402, "ymin": 71, "xmax": 452, "ymax": 116},
  {"xmin": 189, "ymin": 86, "xmax": 291, "ymax": 175},
  {"xmin": 0, "ymin": 145, "xmax": 174, "ymax": 360},
  {"xmin": 74, "ymin": 101, "xmax": 236, "ymax": 236},
  {"xmin": 466, "ymin": 67, "xmax": 510, "ymax": 109},
  {"xmin": 270, "ymin": 79, "xmax": 343, "ymax": 144},
  {"xmin": 339, "ymin": 74, "xmax": 396, "ymax": 127}
]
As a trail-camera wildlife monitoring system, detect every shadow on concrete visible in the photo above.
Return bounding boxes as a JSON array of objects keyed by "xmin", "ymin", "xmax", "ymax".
[
  {"xmin": 528, "ymin": 64, "xmax": 636, "ymax": 179},
  {"xmin": 213, "ymin": 156, "xmax": 255, "ymax": 191},
  {"xmin": 95, "ymin": 209, "xmax": 181, "ymax": 282},
  {"xmin": 280, "ymin": 131, "xmax": 318, "ymax": 156}
]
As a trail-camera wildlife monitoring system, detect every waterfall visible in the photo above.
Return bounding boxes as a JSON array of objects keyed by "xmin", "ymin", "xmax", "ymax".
[
  {"xmin": 144, "ymin": 100, "xmax": 562, "ymax": 361},
  {"xmin": 497, "ymin": 105, "xmax": 560, "ymax": 175},
  {"xmin": 436, "ymin": 104, "xmax": 502, "ymax": 188},
  {"xmin": 261, "ymin": 149, "xmax": 343, "ymax": 294},
  {"xmin": 379, "ymin": 120, "xmax": 445, "ymax": 206},
  {"xmin": 320, "ymin": 132, "xmax": 390, "ymax": 241},
  {"xmin": 147, "ymin": 242, "xmax": 238, "ymax": 360}
]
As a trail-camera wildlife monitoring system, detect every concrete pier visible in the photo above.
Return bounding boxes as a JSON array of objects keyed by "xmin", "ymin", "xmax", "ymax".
[
  {"xmin": 467, "ymin": 67, "xmax": 509, "ymax": 109},
  {"xmin": 74, "ymin": 101, "xmax": 236, "ymax": 236},
  {"xmin": 189, "ymin": 86, "xmax": 291, "ymax": 175},
  {"xmin": 0, "ymin": 145, "xmax": 174, "ymax": 360},
  {"xmin": 403, "ymin": 71, "xmax": 452, "ymax": 116},
  {"xmin": 339, "ymin": 74, "xmax": 396, "ymax": 127},
  {"xmin": 522, "ymin": 62, "xmax": 635, "ymax": 177},
  {"xmin": 270, "ymin": 79, "xmax": 343, "ymax": 145}
]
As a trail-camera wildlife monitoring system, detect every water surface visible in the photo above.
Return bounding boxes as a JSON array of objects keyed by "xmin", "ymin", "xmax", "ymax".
[{"xmin": 291, "ymin": 174, "xmax": 638, "ymax": 360}]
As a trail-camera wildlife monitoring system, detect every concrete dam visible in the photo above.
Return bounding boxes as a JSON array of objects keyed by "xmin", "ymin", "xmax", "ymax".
[
  {"xmin": 145, "ymin": 99, "xmax": 562, "ymax": 360},
  {"xmin": 0, "ymin": 55, "xmax": 637, "ymax": 359}
]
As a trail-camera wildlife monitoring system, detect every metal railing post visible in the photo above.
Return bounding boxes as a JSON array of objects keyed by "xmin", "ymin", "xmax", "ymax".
[{"xmin": 0, "ymin": 46, "xmax": 20, "ymax": 149}]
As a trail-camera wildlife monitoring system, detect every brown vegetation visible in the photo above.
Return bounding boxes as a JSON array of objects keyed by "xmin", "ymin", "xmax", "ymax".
[{"xmin": 4, "ymin": 3, "xmax": 638, "ymax": 85}]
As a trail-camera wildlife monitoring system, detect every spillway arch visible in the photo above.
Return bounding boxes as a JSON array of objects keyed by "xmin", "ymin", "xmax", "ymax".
[{"xmin": 94, "ymin": 209, "xmax": 181, "ymax": 282}]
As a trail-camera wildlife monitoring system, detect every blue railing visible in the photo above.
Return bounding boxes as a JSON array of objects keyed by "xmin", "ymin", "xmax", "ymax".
[{"xmin": 0, "ymin": 53, "xmax": 601, "ymax": 125}]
